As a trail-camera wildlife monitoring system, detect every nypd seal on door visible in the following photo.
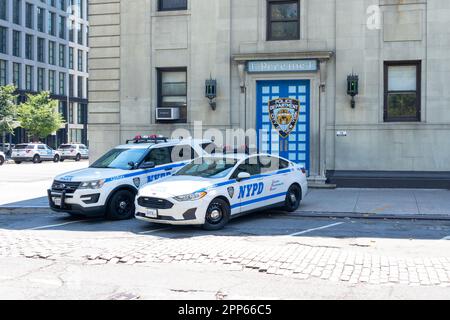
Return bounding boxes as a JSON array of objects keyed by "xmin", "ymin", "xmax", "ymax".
[{"xmin": 269, "ymin": 98, "xmax": 300, "ymax": 138}]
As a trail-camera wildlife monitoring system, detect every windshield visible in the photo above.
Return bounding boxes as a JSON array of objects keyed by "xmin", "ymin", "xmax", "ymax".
[
  {"xmin": 175, "ymin": 157, "xmax": 237, "ymax": 179},
  {"xmin": 90, "ymin": 148, "xmax": 148, "ymax": 170},
  {"xmin": 14, "ymin": 144, "xmax": 33, "ymax": 150},
  {"xmin": 59, "ymin": 145, "xmax": 76, "ymax": 149}
]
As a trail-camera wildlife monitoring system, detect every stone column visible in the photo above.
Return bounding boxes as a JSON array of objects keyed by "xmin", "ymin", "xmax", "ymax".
[{"xmin": 318, "ymin": 59, "xmax": 328, "ymax": 182}]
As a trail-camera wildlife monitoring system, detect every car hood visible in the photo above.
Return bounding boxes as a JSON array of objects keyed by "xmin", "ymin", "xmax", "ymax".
[
  {"xmin": 139, "ymin": 176, "xmax": 218, "ymax": 197},
  {"xmin": 55, "ymin": 167, "xmax": 127, "ymax": 182}
]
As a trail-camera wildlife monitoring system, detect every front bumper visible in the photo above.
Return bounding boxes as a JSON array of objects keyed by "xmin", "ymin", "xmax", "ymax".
[
  {"xmin": 47, "ymin": 189, "xmax": 105, "ymax": 217},
  {"xmin": 135, "ymin": 196, "xmax": 207, "ymax": 226}
]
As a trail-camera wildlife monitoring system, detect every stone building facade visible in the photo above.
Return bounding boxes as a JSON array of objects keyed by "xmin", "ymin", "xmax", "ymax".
[{"xmin": 88, "ymin": 0, "xmax": 450, "ymax": 187}]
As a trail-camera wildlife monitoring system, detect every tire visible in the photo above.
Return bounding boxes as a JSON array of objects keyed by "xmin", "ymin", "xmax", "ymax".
[
  {"xmin": 0, "ymin": 156, "xmax": 4, "ymax": 166},
  {"xmin": 14, "ymin": 161, "xmax": 22, "ymax": 164},
  {"xmin": 32, "ymin": 155, "xmax": 40, "ymax": 164},
  {"xmin": 60, "ymin": 159, "xmax": 65, "ymax": 162},
  {"xmin": 106, "ymin": 189, "xmax": 136, "ymax": 220},
  {"xmin": 53, "ymin": 155, "xmax": 60, "ymax": 163},
  {"xmin": 75, "ymin": 154, "xmax": 81, "ymax": 162},
  {"xmin": 202, "ymin": 198, "xmax": 230, "ymax": 231},
  {"xmin": 283, "ymin": 184, "xmax": 302, "ymax": 213}
]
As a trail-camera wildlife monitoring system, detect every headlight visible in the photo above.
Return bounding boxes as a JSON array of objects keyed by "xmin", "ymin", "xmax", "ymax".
[
  {"xmin": 79, "ymin": 180, "xmax": 105, "ymax": 190},
  {"xmin": 174, "ymin": 192, "xmax": 207, "ymax": 202}
]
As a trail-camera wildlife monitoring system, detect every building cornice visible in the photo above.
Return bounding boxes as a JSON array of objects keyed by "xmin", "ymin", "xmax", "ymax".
[{"xmin": 232, "ymin": 51, "xmax": 334, "ymax": 62}]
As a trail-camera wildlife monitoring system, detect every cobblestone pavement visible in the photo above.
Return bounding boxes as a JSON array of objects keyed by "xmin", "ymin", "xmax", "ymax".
[{"xmin": 1, "ymin": 220, "xmax": 450, "ymax": 288}]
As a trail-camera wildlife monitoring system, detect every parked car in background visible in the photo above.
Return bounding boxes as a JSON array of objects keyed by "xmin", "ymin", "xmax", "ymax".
[
  {"xmin": 0, "ymin": 151, "xmax": 5, "ymax": 166},
  {"xmin": 57, "ymin": 144, "xmax": 89, "ymax": 162},
  {"xmin": 0, "ymin": 143, "xmax": 15, "ymax": 157},
  {"xmin": 12, "ymin": 143, "xmax": 61, "ymax": 164}
]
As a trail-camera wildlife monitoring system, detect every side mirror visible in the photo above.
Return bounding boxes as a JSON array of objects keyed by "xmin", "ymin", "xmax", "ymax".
[
  {"xmin": 236, "ymin": 172, "xmax": 251, "ymax": 182},
  {"xmin": 140, "ymin": 161, "xmax": 156, "ymax": 169}
]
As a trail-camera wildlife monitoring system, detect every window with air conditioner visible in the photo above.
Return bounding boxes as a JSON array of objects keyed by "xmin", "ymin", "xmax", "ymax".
[{"xmin": 157, "ymin": 68, "xmax": 187, "ymax": 123}]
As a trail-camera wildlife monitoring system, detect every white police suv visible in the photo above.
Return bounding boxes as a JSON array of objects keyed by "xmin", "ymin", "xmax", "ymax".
[
  {"xmin": 12, "ymin": 143, "xmax": 61, "ymax": 164},
  {"xmin": 0, "ymin": 151, "xmax": 5, "ymax": 166},
  {"xmin": 48, "ymin": 136, "xmax": 214, "ymax": 220},
  {"xmin": 58, "ymin": 143, "xmax": 89, "ymax": 162},
  {"xmin": 135, "ymin": 153, "xmax": 308, "ymax": 230}
]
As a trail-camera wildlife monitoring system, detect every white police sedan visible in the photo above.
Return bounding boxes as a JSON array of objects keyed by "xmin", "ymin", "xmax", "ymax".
[{"xmin": 135, "ymin": 154, "xmax": 308, "ymax": 230}]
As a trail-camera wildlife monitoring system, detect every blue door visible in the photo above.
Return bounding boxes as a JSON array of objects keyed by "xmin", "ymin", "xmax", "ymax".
[{"xmin": 256, "ymin": 80, "xmax": 310, "ymax": 172}]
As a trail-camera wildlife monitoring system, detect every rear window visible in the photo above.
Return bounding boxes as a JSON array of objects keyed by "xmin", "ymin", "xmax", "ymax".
[
  {"xmin": 59, "ymin": 145, "xmax": 76, "ymax": 149},
  {"xmin": 15, "ymin": 144, "xmax": 33, "ymax": 150}
]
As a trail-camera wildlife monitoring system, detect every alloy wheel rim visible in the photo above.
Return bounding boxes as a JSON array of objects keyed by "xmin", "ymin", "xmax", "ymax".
[{"xmin": 207, "ymin": 205, "xmax": 223, "ymax": 224}]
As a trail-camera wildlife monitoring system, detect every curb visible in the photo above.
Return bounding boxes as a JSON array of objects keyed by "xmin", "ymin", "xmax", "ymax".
[
  {"xmin": 1, "ymin": 206, "xmax": 450, "ymax": 221},
  {"xmin": 0, "ymin": 207, "xmax": 51, "ymax": 215},
  {"xmin": 293, "ymin": 211, "xmax": 450, "ymax": 221}
]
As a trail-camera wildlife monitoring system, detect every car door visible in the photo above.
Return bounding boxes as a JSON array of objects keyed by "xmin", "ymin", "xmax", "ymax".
[
  {"xmin": 230, "ymin": 156, "xmax": 266, "ymax": 214},
  {"xmin": 141, "ymin": 146, "xmax": 175, "ymax": 184},
  {"xmin": 37, "ymin": 145, "xmax": 48, "ymax": 159},
  {"xmin": 259, "ymin": 155, "xmax": 291, "ymax": 205}
]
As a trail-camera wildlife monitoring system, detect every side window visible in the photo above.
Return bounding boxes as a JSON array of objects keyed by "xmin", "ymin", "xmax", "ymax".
[
  {"xmin": 170, "ymin": 145, "xmax": 199, "ymax": 162},
  {"xmin": 38, "ymin": 145, "xmax": 45, "ymax": 150},
  {"xmin": 231, "ymin": 158, "xmax": 261, "ymax": 179},
  {"xmin": 279, "ymin": 159, "xmax": 290, "ymax": 169},
  {"xmin": 144, "ymin": 147, "xmax": 172, "ymax": 166}
]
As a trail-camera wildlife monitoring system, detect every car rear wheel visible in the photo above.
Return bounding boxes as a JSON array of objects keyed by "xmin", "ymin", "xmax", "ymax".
[
  {"xmin": 75, "ymin": 154, "xmax": 81, "ymax": 162},
  {"xmin": 202, "ymin": 198, "xmax": 230, "ymax": 231},
  {"xmin": 32, "ymin": 155, "xmax": 40, "ymax": 164},
  {"xmin": 284, "ymin": 184, "xmax": 302, "ymax": 212},
  {"xmin": 0, "ymin": 156, "xmax": 4, "ymax": 166},
  {"xmin": 106, "ymin": 190, "xmax": 136, "ymax": 220},
  {"xmin": 53, "ymin": 155, "xmax": 60, "ymax": 163}
]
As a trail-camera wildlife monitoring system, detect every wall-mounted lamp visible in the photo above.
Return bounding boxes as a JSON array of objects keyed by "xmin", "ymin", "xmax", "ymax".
[
  {"xmin": 347, "ymin": 74, "xmax": 359, "ymax": 109},
  {"xmin": 205, "ymin": 78, "xmax": 217, "ymax": 110}
]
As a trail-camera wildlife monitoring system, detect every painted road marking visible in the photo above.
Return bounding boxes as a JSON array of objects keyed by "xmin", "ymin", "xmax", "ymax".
[
  {"xmin": 27, "ymin": 220, "xmax": 87, "ymax": 231},
  {"xmin": 139, "ymin": 227, "xmax": 174, "ymax": 235},
  {"xmin": 289, "ymin": 222, "xmax": 345, "ymax": 237}
]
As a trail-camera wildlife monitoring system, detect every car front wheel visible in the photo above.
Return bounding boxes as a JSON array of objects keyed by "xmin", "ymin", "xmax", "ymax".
[
  {"xmin": 202, "ymin": 198, "xmax": 230, "ymax": 231},
  {"xmin": 53, "ymin": 155, "xmax": 60, "ymax": 163},
  {"xmin": 106, "ymin": 190, "xmax": 136, "ymax": 220},
  {"xmin": 75, "ymin": 154, "xmax": 81, "ymax": 162},
  {"xmin": 284, "ymin": 184, "xmax": 302, "ymax": 212}
]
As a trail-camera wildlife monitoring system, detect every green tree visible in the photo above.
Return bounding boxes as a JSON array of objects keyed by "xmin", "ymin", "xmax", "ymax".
[
  {"xmin": 17, "ymin": 92, "xmax": 65, "ymax": 142},
  {"xmin": 0, "ymin": 85, "xmax": 18, "ymax": 154}
]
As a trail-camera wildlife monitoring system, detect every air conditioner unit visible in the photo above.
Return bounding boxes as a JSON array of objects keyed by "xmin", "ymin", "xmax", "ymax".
[{"xmin": 156, "ymin": 107, "xmax": 180, "ymax": 121}]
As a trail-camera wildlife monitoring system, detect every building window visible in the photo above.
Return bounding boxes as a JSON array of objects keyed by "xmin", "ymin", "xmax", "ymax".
[
  {"xmin": 58, "ymin": 16, "xmax": 65, "ymax": 39},
  {"xmin": 77, "ymin": 103, "xmax": 84, "ymax": 124},
  {"xmin": 0, "ymin": 0, "xmax": 7, "ymax": 21},
  {"xmin": 13, "ymin": 30, "xmax": 21, "ymax": 57},
  {"xmin": 13, "ymin": 0, "xmax": 21, "ymax": 25},
  {"xmin": 0, "ymin": 26, "xmax": 7, "ymax": 54},
  {"xmin": 25, "ymin": 34, "xmax": 33, "ymax": 59},
  {"xmin": 157, "ymin": 68, "xmax": 187, "ymax": 122},
  {"xmin": 38, "ymin": 37, "xmax": 45, "ymax": 62},
  {"xmin": 37, "ymin": 67, "xmax": 45, "ymax": 91},
  {"xmin": 68, "ymin": 102, "xmax": 74, "ymax": 123},
  {"xmin": 69, "ymin": 47, "xmax": 74, "ymax": 69},
  {"xmin": 384, "ymin": 61, "xmax": 421, "ymax": 122},
  {"xmin": 25, "ymin": 65, "xmax": 33, "ymax": 91},
  {"xmin": 59, "ymin": 44, "xmax": 65, "ymax": 67},
  {"xmin": 0, "ymin": 59, "xmax": 7, "ymax": 86},
  {"xmin": 37, "ymin": 7, "xmax": 45, "ymax": 32},
  {"xmin": 77, "ymin": 23, "xmax": 83, "ymax": 45},
  {"xmin": 69, "ymin": 74, "xmax": 74, "ymax": 96},
  {"xmin": 59, "ymin": 72, "xmax": 65, "ymax": 95},
  {"xmin": 49, "ymin": 40, "xmax": 57, "ymax": 64},
  {"xmin": 77, "ymin": 49, "xmax": 83, "ymax": 72},
  {"xmin": 13, "ymin": 63, "xmax": 21, "ymax": 89},
  {"xmin": 69, "ymin": 19, "xmax": 74, "ymax": 41},
  {"xmin": 48, "ymin": 11, "xmax": 55, "ymax": 36},
  {"xmin": 77, "ymin": 76, "xmax": 83, "ymax": 97},
  {"xmin": 58, "ymin": 0, "xmax": 65, "ymax": 11},
  {"xmin": 158, "ymin": 0, "xmax": 187, "ymax": 11},
  {"xmin": 48, "ymin": 70, "xmax": 56, "ymax": 93},
  {"xmin": 26, "ymin": 3, "xmax": 33, "ymax": 28},
  {"xmin": 267, "ymin": 0, "xmax": 300, "ymax": 41}
]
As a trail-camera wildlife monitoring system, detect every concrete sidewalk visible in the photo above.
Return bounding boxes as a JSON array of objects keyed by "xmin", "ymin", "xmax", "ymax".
[{"xmin": 0, "ymin": 188, "xmax": 449, "ymax": 219}]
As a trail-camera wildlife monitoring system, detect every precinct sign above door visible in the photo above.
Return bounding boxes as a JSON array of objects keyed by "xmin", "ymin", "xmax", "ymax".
[{"xmin": 247, "ymin": 60, "xmax": 318, "ymax": 73}]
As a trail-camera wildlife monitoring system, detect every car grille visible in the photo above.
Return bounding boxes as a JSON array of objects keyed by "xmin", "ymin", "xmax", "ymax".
[
  {"xmin": 51, "ymin": 181, "xmax": 81, "ymax": 194},
  {"xmin": 137, "ymin": 197, "xmax": 174, "ymax": 209}
]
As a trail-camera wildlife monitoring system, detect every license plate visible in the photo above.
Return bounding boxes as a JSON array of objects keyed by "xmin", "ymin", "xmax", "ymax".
[
  {"xmin": 53, "ymin": 197, "xmax": 62, "ymax": 206},
  {"xmin": 144, "ymin": 208, "xmax": 158, "ymax": 218}
]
